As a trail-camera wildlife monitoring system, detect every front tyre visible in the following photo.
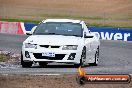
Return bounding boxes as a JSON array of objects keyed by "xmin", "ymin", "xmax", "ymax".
[
  {"xmin": 74, "ymin": 47, "xmax": 86, "ymax": 67},
  {"xmin": 89, "ymin": 47, "xmax": 99, "ymax": 66},
  {"xmin": 21, "ymin": 52, "xmax": 32, "ymax": 68},
  {"xmin": 39, "ymin": 62, "xmax": 48, "ymax": 67}
]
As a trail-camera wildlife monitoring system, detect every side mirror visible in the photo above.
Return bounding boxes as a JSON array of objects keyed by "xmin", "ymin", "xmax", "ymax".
[
  {"xmin": 26, "ymin": 26, "xmax": 37, "ymax": 35},
  {"xmin": 84, "ymin": 33, "xmax": 94, "ymax": 38},
  {"xmin": 26, "ymin": 31, "xmax": 32, "ymax": 35},
  {"xmin": 89, "ymin": 30, "xmax": 91, "ymax": 33}
]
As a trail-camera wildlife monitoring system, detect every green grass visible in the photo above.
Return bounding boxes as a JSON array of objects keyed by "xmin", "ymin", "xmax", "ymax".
[
  {"xmin": 1, "ymin": 17, "xmax": 132, "ymax": 28},
  {"xmin": 0, "ymin": 54, "xmax": 10, "ymax": 62},
  {"xmin": 40, "ymin": 13, "xmax": 105, "ymax": 20},
  {"xmin": 1, "ymin": 18, "xmax": 40, "ymax": 23},
  {"xmin": 89, "ymin": 22, "xmax": 132, "ymax": 28}
]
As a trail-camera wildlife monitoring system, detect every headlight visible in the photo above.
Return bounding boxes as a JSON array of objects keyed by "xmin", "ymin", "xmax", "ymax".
[
  {"xmin": 25, "ymin": 43, "xmax": 37, "ymax": 49},
  {"xmin": 62, "ymin": 45, "xmax": 78, "ymax": 50}
]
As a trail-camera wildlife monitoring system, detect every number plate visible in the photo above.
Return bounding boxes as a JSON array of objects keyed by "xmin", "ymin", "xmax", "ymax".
[{"xmin": 42, "ymin": 52, "xmax": 55, "ymax": 57}]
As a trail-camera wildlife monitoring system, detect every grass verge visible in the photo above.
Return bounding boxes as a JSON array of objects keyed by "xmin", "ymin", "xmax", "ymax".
[
  {"xmin": 1, "ymin": 18, "xmax": 40, "ymax": 23},
  {"xmin": 40, "ymin": 13, "xmax": 105, "ymax": 20},
  {"xmin": 1, "ymin": 17, "xmax": 132, "ymax": 28}
]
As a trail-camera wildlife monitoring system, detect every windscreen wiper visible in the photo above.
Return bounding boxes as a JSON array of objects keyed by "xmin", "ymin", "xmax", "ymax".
[
  {"xmin": 47, "ymin": 33, "xmax": 56, "ymax": 34},
  {"xmin": 47, "ymin": 33, "xmax": 65, "ymax": 35},
  {"xmin": 72, "ymin": 35, "xmax": 81, "ymax": 37}
]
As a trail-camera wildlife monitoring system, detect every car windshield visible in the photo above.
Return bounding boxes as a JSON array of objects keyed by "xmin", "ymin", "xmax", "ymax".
[{"xmin": 33, "ymin": 22, "xmax": 83, "ymax": 37}]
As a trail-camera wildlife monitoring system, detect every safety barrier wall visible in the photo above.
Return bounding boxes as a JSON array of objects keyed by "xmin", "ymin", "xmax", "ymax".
[
  {"xmin": 23, "ymin": 22, "xmax": 132, "ymax": 41},
  {"xmin": 0, "ymin": 21, "xmax": 132, "ymax": 41},
  {"xmin": 0, "ymin": 21, "xmax": 24, "ymax": 34},
  {"xmin": 89, "ymin": 27, "xmax": 132, "ymax": 41}
]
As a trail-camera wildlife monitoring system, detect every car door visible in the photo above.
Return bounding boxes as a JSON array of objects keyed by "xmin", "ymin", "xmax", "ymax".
[
  {"xmin": 89, "ymin": 35, "xmax": 97, "ymax": 59},
  {"xmin": 84, "ymin": 33, "xmax": 94, "ymax": 63},
  {"xmin": 90, "ymin": 33, "xmax": 99, "ymax": 57}
]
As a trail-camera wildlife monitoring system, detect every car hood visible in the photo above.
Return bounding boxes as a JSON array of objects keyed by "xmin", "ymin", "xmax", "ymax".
[{"xmin": 24, "ymin": 35, "xmax": 83, "ymax": 45}]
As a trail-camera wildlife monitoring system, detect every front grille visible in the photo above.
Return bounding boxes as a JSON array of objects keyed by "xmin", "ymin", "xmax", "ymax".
[
  {"xmin": 39, "ymin": 45, "xmax": 49, "ymax": 48},
  {"xmin": 39, "ymin": 45, "xmax": 60, "ymax": 48},
  {"xmin": 51, "ymin": 46, "xmax": 60, "ymax": 48},
  {"xmin": 33, "ymin": 53, "xmax": 65, "ymax": 60}
]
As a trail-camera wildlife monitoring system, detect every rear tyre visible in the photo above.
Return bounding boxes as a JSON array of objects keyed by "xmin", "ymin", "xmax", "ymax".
[
  {"xmin": 21, "ymin": 53, "xmax": 32, "ymax": 68},
  {"xmin": 39, "ymin": 62, "xmax": 48, "ymax": 67},
  {"xmin": 89, "ymin": 47, "xmax": 99, "ymax": 66},
  {"xmin": 92, "ymin": 52, "xmax": 98, "ymax": 66}
]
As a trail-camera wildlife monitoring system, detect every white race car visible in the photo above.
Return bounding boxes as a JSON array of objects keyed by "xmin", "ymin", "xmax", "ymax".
[{"xmin": 21, "ymin": 19, "xmax": 100, "ymax": 67}]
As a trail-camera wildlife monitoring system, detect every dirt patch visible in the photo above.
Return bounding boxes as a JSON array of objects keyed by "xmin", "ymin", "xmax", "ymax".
[
  {"xmin": 0, "ymin": 54, "xmax": 10, "ymax": 62},
  {"xmin": 0, "ymin": 50, "xmax": 20, "ymax": 68},
  {"xmin": 0, "ymin": 75, "xmax": 131, "ymax": 88}
]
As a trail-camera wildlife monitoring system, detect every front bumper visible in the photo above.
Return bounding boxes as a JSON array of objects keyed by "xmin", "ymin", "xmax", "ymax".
[{"xmin": 22, "ymin": 48, "xmax": 82, "ymax": 64}]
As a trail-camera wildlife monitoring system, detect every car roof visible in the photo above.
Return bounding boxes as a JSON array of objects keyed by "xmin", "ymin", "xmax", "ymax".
[{"xmin": 42, "ymin": 19, "xmax": 82, "ymax": 23}]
